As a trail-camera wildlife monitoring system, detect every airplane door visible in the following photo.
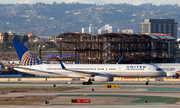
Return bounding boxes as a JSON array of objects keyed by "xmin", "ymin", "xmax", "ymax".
[
  {"xmin": 118, "ymin": 67, "xmax": 125, "ymax": 72},
  {"xmin": 118, "ymin": 67, "xmax": 121, "ymax": 72},
  {"xmin": 148, "ymin": 67, "xmax": 152, "ymax": 72}
]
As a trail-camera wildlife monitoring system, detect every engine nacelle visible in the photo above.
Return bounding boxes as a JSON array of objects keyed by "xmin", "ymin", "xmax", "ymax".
[
  {"xmin": 94, "ymin": 75, "xmax": 109, "ymax": 82},
  {"xmin": 93, "ymin": 75, "xmax": 113, "ymax": 82}
]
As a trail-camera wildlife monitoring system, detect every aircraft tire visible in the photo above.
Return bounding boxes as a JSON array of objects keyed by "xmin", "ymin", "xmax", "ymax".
[
  {"xmin": 146, "ymin": 81, "xmax": 149, "ymax": 85},
  {"xmin": 82, "ymin": 82, "xmax": 92, "ymax": 85}
]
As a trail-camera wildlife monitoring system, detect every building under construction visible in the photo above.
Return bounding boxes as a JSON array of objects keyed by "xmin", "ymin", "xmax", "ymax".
[{"xmin": 56, "ymin": 33, "xmax": 177, "ymax": 64}]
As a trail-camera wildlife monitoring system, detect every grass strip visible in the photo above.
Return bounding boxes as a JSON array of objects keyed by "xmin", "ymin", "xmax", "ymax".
[
  {"xmin": 119, "ymin": 87, "xmax": 180, "ymax": 91},
  {"xmin": 0, "ymin": 87, "xmax": 79, "ymax": 91},
  {"xmin": 0, "ymin": 96, "xmax": 55, "ymax": 105},
  {"xmin": 0, "ymin": 82, "xmax": 33, "ymax": 84},
  {"xmin": 56, "ymin": 94, "xmax": 180, "ymax": 105},
  {"xmin": 92, "ymin": 83, "xmax": 180, "ymax": 85},
  {"xmin": 87, "ymin": 94, "xmax": 180, "ymax": 105}
]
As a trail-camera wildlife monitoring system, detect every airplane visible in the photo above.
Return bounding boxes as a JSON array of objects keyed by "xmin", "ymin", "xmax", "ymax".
[
  {"xmin": 152, "ymin": 63, "xmax": 180, "ymax": 77},
  {"xmin": 12, "ymin": 40, "xmax": 167, "ymax": 85},
  {"xmin": 114, "ymin": 55, "xmax": 179, "ymax": 78}
]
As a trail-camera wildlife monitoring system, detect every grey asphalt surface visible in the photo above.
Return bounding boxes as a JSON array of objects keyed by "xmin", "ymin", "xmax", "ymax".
[
  {"xmin": 0, "ymin": 105, "xmax": 180, "ymax": 108},
  {"xmin": 0, "ymin": 81, "xmax": 180, "ymax": 107}
]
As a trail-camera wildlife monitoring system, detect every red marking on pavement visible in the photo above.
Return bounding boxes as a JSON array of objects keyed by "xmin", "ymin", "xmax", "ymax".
[
  {"xmin": 0, "ymin": 92, "xmax": 4, "ymax": 95},
  {"xmin": 8, "ymin": 90, "xmax": 26, "ymax": 93},
  {"xmin": 76, "ymin": 99, "xmax": 90, "ymax": 103}
]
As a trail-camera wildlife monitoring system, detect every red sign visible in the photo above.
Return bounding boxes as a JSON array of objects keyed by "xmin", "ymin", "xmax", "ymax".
[{"xmin": 76, "ymin": 99, "xmax": 90, "ymax": 103}]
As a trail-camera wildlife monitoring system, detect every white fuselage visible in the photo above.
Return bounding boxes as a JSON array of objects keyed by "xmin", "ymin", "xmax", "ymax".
[
  {"xmin": 153, "ymin": 63, "xmax": 180, "ymax": 76},
  {"xmin": 14, "ymin": 64, "xmax": 166, "ymax": 78}
]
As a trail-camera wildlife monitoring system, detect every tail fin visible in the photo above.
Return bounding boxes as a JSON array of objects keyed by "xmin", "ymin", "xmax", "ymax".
[{"xmin": 13, "ymin": 41, "xmax": 42, "ymax": 66}]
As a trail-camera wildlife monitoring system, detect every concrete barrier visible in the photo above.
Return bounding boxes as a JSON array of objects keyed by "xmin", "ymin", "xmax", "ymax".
[
  {"xmin": 149, "ymin": 78, "xmax": 155, "ymax": 81},
  {"xmin": 57, "ymin": 78, "xmax": 64, "ymax": 81},
  {"xmin": 59, "ymin": 78, "xmax": 71, "ymax": 81},
  {"xmin": 29, "ymin": 78, "xmax": 46, "ymax": 81},
  {"xmin": 164, "ymin": 79, "xmax": 175, "ymax": 81},
  {"xmin": 21, "ymin": 78, "xmax": 30, "ymax": 81},
  {"xmin": 163, "ymin": 78, "xmax": 180, "ymax": 81},
  {"xmin": 46, "ymin": 78, "xmax": 72, "ymax": 81},
  {"xmin": 80, "ymin": 78, "xmax": 85, "ymax": 81},
  {"xmin": 138, "ymin": 79, "xmax": 147, "ymax": 81},
  {"xmin": 113, "ymin": 77, "xmax": 120, "ymax": 81},
  {"xmin": 47, "ymin": 78, "xmax": 59, "ymax": 81},
  {"xmin": 0, "ymin": 78, "xmax": 8, "ymax": 81},
  {"xmin": 9, "ymin": 78, "xmax": 18, "ymax": 81},
  {"xmin": 122, "ymin": 79, "xmax": 139, "ymax": 81}
]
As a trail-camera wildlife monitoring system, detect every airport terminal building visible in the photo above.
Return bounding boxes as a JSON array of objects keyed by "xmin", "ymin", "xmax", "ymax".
[{"xmin": 56, "ymin": 33, "xmax": 177, "ymax": 64}]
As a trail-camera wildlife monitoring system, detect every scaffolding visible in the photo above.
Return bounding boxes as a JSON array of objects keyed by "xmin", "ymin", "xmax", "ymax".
[{"xmin": 56, "ymin": 33, "xmax": 176, "ymax": 64}]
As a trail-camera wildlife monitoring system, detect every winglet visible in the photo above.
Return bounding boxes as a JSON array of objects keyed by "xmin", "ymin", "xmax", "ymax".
[
  {"xmin": 59, "ymin": 61, "xmax": 66, "ymax": 70},
  {"xmin": 76, "ymin": 60, "xmax": 79, "ymax": 64}
]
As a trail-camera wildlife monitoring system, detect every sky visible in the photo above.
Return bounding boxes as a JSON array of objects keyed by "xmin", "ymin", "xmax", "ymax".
[{"xmin": 0, "ymin": 0, "xmax": 180, "ymax": 5}]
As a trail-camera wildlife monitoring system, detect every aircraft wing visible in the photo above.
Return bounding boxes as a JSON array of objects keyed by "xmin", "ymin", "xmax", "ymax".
[
  {"xmin": 66, "ymin": 70, "xmax": 97, "ymax": 77},
  {"xmin": 59, "ymin": 61, "xmax": 98, "ymax": 77},
  {"xmin": 14, "ymin": 66, "xmax": 62, "ymax": 75},
  {"xmin": 14, "ymin": 66, "xmax": 34, "ymax": 71}
]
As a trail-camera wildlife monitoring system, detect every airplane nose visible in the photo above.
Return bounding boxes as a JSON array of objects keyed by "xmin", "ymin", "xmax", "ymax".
[{"xmin": 161, "ymin": 71, "xmax": 167, "ymax": 77}]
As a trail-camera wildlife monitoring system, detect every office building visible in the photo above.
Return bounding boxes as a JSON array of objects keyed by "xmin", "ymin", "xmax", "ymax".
[
  {"xmin": 89, "ymin": 24, "xmax": 94, "ymax": 33},
  {"xmin": 98, "ymin": 29, "xmax": 108, "ymax": 34},
  {"xmin": 141, "ymin": 19, "xmax": 178, "ymax": 39},
  {"xmin": 82, "ymin": 28, "xmax": 89, "ymax": 33},
  {"xmin": 122, "ymin": 29, "xmax": 133, "ymax": 34},
  {"xmin": 100, "ymin": 24, "xmax": 118, "ymax": 33},
  {"xmin": 133, "ymin": 23, "xmax": 141, "ymax": 33}
]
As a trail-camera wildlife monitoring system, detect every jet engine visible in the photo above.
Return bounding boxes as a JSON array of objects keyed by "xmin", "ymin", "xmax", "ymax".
[{"xmin": 92, "ymin": 75, "xmax": 113, "ymax": 82}]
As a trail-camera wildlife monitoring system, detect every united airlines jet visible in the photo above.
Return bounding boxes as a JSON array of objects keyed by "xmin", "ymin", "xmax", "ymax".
[{"xmin": 12, "ymin": 41, "xmax": 166, "ymax": 85}]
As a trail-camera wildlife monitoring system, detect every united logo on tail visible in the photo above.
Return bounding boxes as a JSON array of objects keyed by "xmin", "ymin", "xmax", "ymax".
[{"xmin": 13, "ymin": 41, "xmax": 42, "ymax": 66}]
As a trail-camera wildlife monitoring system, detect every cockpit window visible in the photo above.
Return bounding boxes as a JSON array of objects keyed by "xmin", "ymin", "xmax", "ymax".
[{"xmin": 156, "ymin": 68, "xmax": 162, "ymax": 71}]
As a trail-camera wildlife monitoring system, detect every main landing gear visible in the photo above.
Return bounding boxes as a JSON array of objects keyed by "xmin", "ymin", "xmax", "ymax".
[
  {"xmin": 82, "ymin": 78, "xmax": 92, "ymax": 85},
  {"xmin": 146, "ymin": 81, "xmax": 149, "ymax": 85},
  {"xmin": 146, "ymin": 77, "xmax": 149, "ymax": 85}
]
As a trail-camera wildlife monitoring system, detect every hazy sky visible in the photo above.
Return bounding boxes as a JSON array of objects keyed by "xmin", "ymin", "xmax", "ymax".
[{"xmin": 1, "ymin": 0, "xmax": 180, "ymax": 5}]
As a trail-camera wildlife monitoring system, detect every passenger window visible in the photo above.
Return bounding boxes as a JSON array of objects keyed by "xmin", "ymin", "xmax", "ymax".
[{"xmin": 156, "ymin": 68, "xmax": 162, "ymax": 71}]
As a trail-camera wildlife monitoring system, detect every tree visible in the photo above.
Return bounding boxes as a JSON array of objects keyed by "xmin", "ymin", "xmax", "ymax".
[
  {"xmin": 13, "ymin": 35, "xmax": 21, "ymax": 41},
  {"xmin": 29, "ymin": 35, "xmax": 34, "ymax": 51},
  {"xmin": 39, "ymin": 38, "xmax": 46, "ymax": 45},
  {"xmin": 22, "ymin": 35, "xmax": 29, "ymax": 43},
  {"xmin": 3, "ymin": 32, "xmax": 9, "ymax": 43},
  {"xmin": 24, "ymin": 41, "xmax": 30, "ymax": 48}
]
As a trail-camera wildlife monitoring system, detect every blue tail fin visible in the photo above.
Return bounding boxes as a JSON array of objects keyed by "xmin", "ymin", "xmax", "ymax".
[{"xmin": 13, "ymin": 41, "xmax": 42, "ymax": 66}]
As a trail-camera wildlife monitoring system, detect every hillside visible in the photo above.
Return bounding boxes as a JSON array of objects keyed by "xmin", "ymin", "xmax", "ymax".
[{"xmin": 0, "ymin": 3, "xmax": 180, "ymax": 36}]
